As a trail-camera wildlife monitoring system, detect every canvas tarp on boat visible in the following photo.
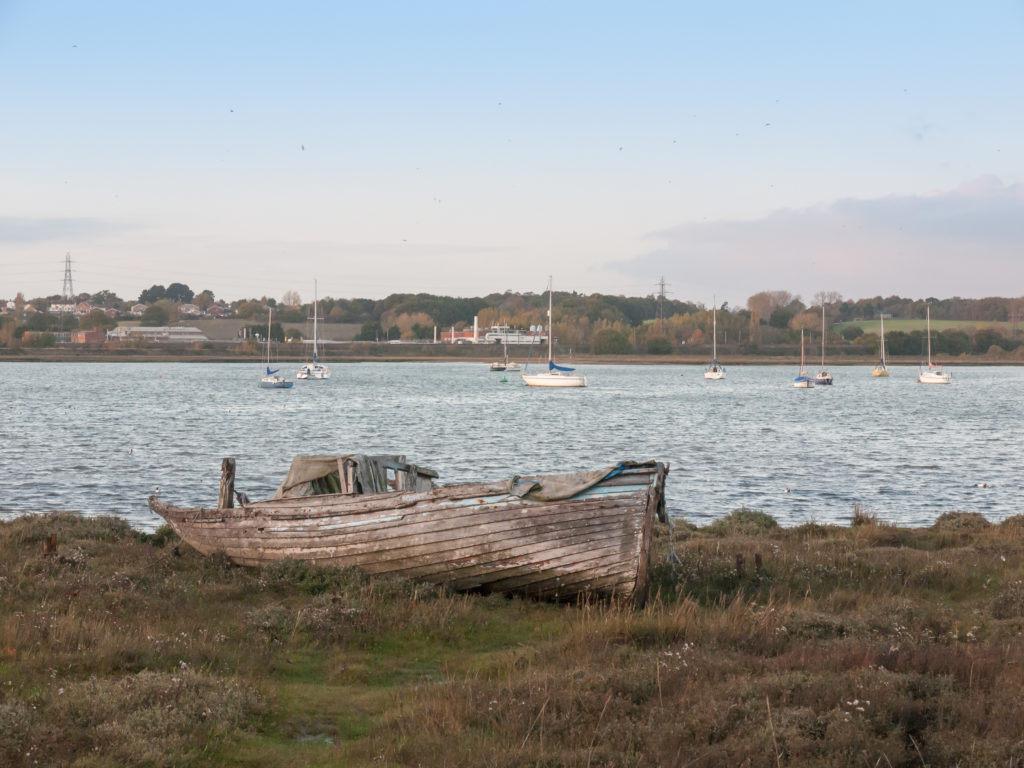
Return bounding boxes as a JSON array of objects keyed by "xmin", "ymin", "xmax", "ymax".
[
  {"xmin": 271, "ymin": 454, "xmax": 436, "ymax": 499},
  {"xmin": 509, "ymin": 460, "xmax": 661, "ymax": 501}
]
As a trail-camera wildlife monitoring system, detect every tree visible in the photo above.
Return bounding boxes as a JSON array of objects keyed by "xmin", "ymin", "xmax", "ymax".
[
  {"xmin": 769, "ymin": 307, "xmax": 795, "ymax": 329},
  {"xmin": 194, "ymin": 290, "xmax": 216, "ymax": 310},
  {"xmin": 165, "ymin": 283, "xmax": 194, "ymax": 303},
  {"xmin": 973, "ymin": 328, "xmax": 1010, "ymax": 354},
  {"xmin": 281, "ymin": 290, "xmax": 301, "ymax": 308},
  {"xmin": 139, "ymin": 285, "xmax": 166, "ymax": 303},
  {"xmin": 79, "ymin": 309, "xmax": 117, "ymax": 331},
  {"xmin": 140, "ymin": 305, "xmax": 169, "ymax": 326},
  {"xmin": 646, "ymin": 336, "xmax": 672, "ymax": 354},
  {"xmin": 592, "ymin": 328, "xmax": 632, "ymax": 354},
  {"xmin": 235, "ymin": 300, "xmax": 264, "ymax": 319},
  {"xmin": 89, "ymin": 289, "xmax": 122, "ymax": 307},
  {"xmin": 354, "ymin": 321, "xmax": 382, "ymax": 341},
  {"xmin": 789, "ymin": 311, "xmax": 819, "ymax": 332},
  {"xmin": 840, "ymin": 325, "xmax": 863, "ymax": 342},
  {"xmin": 410, "ymin": 323, "xmax": 433, "ymax": 340},
  {"xmin": 939, "ymin": 330, "xmax": 970, "ymax": 355}
]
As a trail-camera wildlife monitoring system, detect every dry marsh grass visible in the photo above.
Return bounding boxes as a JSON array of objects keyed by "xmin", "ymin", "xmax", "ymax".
[{"xmin": 3, "ymin": 509, "xmax": 1024, "ymax": 766}]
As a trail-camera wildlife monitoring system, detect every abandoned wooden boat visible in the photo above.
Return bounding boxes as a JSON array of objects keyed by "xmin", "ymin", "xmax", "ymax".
[{"xmin": 149, "ymin": 454, "xmax": 669, "ymax": 605}]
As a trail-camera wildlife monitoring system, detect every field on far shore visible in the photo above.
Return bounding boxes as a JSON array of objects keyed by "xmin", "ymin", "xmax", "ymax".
[
  {"xmin": 836, "ymin": 318, "xmax": 1019, "ymax": 334},
  {"xmin": 4, "ymin": 509, "xmax": 1024, "ymax": 766}
]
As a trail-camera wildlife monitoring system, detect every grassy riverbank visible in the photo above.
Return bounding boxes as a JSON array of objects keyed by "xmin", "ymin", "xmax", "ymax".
[{"xmin": 3, "ymin": 510, "xmax": 1024, "ymax": 766}]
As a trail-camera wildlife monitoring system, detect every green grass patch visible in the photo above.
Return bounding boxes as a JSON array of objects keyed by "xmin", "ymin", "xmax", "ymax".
[{"xmin": 835, "ymin": 318, "xmax": 1012, "ymax": 333}]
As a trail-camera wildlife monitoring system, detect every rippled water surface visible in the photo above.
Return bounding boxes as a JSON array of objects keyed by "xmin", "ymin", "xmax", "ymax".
[{"xmin": 1, "ymin": 362, "xmax": 1021, "ymax": 530}]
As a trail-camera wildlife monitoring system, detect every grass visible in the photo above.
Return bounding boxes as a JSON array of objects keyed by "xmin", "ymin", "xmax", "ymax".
[
  {"xmin": 835, "ymin": 318, "xmax": 1016, "ymax": 334},
  {"xmin": 4, "ymin": 509, "xmax": 1024, "ymax": 766}
]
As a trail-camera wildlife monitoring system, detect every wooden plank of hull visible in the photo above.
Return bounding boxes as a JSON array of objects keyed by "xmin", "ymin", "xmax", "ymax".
[
  {"xmin": 154, "ymin": 491, "xmax": 651, "ymax": 565},
  {"xmin": 204, "ymin": 513, "xmax": 645, "ymax": 602},
  {"xmin": 149, "ymin": 464, "xmax": 665, "ymax": 603},
  {"xmin": 158, "ymin": 473, "xmax": 655, "ymax": 528},
  {"xmin": 159, "ymin": 499, "xmax": 648, "ymax": 577},
  {"xmin": 169, "ymin": 494, "xmax": 645, "ymax": 555},
  {"xmin": 204, "ymin": 510, "xmax": 641, "ymax": 580}
]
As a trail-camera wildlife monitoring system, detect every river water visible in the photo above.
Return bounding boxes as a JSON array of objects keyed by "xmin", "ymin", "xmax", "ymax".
[{"xmin": 1, "ymin": 362, "xmax": 1020, "ymax": 531}]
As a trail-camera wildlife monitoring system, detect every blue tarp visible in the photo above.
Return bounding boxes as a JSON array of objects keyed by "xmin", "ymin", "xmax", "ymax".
[{"xmin": 549, "ymin": 361, "xmax": 575, "ymax": 372}]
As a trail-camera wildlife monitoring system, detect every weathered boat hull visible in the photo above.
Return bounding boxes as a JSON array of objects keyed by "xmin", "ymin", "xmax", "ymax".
[{"xmin": 149, "ymin": 463, "xmax": 667, "ymax": 605}]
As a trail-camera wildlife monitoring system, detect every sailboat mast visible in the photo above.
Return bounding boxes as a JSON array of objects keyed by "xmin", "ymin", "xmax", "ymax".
[
  {"xmin": 926, "ymin": 305, "xmax": 932, "ymax": 366},
  {"xmin": 880, "ymin": 315, "xmax": 886, "ymax": 365},
  {"xmin": 711, "ymin": 299, "xmax": 717, "ymax": 359},
  {"xmin": 547, "ymin": 276, "xmax": 553, "ymax": 365},
  {"xmin": 820, "ymin": 304, "xmax": 825, "ymax": 367},
  {"xmin": 266, "ymin": 308, "xmax": 272, "ymax": 368},
  {"xmin": 312, "ymin": 280, "xmax": 319, "ymax": 362}
]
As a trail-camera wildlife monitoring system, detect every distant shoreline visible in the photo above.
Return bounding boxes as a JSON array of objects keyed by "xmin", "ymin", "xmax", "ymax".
[{"xmin": 0, "ymin": 348, "xmax": 1020, "ymax": 365}]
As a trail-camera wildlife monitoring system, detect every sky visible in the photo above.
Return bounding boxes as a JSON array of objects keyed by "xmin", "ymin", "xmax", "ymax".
[{"xmin": 1, "ymin": 1, "xmax": 1023, "ymax": 308}]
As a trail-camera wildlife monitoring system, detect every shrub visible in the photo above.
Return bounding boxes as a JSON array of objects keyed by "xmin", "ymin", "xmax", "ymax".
[
  {"xmin": 645, "ymin": 336, "xmax": 672, "ymax": 355},
  {"xmin": 931, "ymin": 512, "xmax": 991, "ymax": 531},
  {"xmin": 592, "ymin": 328, "xmax": 632, "ymax": 354},
  {"xmin": 706, "ymin": 508, "xmax": 779, "ymax": 536}
]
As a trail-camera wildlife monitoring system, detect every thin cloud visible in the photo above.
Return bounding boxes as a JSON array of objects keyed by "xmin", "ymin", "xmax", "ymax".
[
  {"xmin": 0, "ymin": 216, "xmax": 125, "ymax": 243},
  {"xmin": 611, "ymin": 177, "xmax": 1024, "ymax": 303}
]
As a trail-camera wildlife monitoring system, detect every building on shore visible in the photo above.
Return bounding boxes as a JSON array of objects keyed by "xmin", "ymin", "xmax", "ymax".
[
  {"xmin": 107, "ymin": 326, "xmax": 209, "ymax": 343},
  {"xmin": 440, "ymin": 317, "xmax": 547, "ymax": 345}
]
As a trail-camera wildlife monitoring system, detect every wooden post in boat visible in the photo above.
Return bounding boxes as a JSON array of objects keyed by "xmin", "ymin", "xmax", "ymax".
[{"xmin": 218, "ymin": 458, "xmax": 236, "ymax": 509}]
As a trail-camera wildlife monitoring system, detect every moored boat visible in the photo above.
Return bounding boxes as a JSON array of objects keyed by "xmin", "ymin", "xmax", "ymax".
[
  {"xmin": 522, "ymin": 277, "xmax": 587, "ymax": 388},
  {"xmin": 793, "ymin": 329, "xmax": 815, "ymax": 388},
  {"xmin": 872, "ymin": 314, "xmax": 890, "ymax": 377},
  {"xmin": 813, "ymin": 303, "xmax": 833, "ymax": 385},
  {"xmin": 149, "ymin": 454, "xmax": 669, "ymax": 605},
  {"xmin": 704, "ymin": 298, "xmax": 725, "ymax": 380},
  {"xmin": 917, "ymin": 305, "xmax": 951, "ymax": 384},
  {"xmin": 259, "ymin": 308, "xmax": 293, "ymax": 389},
  {"xmin": 297, "ymin": 280, "xmax": 330, "ymax": 380}
]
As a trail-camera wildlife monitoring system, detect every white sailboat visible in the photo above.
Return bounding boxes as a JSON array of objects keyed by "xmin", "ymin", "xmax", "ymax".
[
  {"xmin": 521, "ymin": 277, "xmax": 587, "ymax": 388},
  {"xmin": 872, "ymin": 315, "xmax": 890, "ymax": 377},
  {"xmin": 489, "ymin": 330, "xmax": 520, "ymax": 371},
  {"xmin": 917, "ymin": 305, "xmax": 951, "ymax": 384},
  {"xmin": 813, "ymin": 303, "xmax": 833, "ymax": 385},
  {"xmin": 259, "ymin": 308, "xmax": 293, "ymax": 389},
  {"xmin": 793, "ymin": 329, "xmax": 815, "ymax": 388},
  {"xmin": 703, "ymin": 299, "xmax": 725, "ymax": 380},
  {"xmin": 297, "ymin": 281, "xmax": 330, "ymax": 380}
]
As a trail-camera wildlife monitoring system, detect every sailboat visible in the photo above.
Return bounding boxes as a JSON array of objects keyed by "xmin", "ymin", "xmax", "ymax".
[
  {"xmin": 297, "ymin": 281, "xmax": 330, "ymax": 380},
  {"xmin": 703, "ymin": 299, "xmax": 725, "ymax": 380},
  {"xmin": 813, "ymin": 303, "xmax": 833, "ymax": 385},
  {"xmin": 872, "ymin": 315, "xmax": 890, "ymax": 377},
  {"xmin": 521, "ymin": 277, "xmax": 587, "ymax": 388},
  {"xmin": 917, "ymin": 305, "xmax": 951, "ymax": 384},
  {"xmin": 489, "ymin": 328, "xmax": 520, "ymax": 371},
  {"xmin": 259, "ymin": 308, "xmax": 293, "ymax": 389},
  {"xmin": 793, "ymin": 329, "xmax": 815, "ymax": 388}
]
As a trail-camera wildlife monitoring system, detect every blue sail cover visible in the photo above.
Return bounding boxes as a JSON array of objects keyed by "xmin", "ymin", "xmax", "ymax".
[
  {"xmin": 549, "ymin": 361, "xmax": 575, "ymax": 372},
  {"xmin": 266, "ymin": 367, "xmax": 279, "ymax": 375}
]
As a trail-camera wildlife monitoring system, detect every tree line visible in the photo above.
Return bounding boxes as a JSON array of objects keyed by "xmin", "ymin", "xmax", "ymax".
[{"xmin": 3, "ymin": 283, "xmax": 1022, "ymax": 355}]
